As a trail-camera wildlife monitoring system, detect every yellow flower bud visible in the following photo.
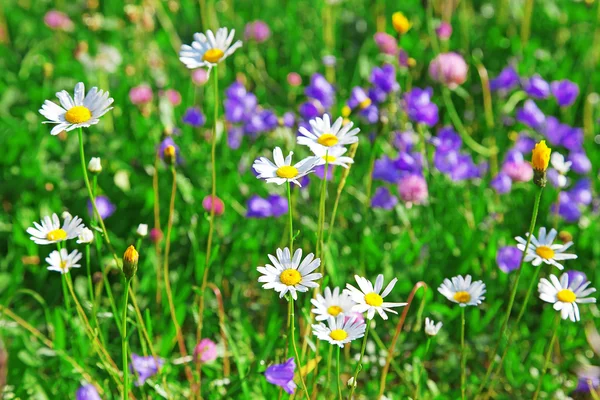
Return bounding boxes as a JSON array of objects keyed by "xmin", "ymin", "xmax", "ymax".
[
  {"xmin": 123, "ymin": 245, "xmax": 139, "ymax": 279},
  {"xmin": 532, "ymin": 140, "xmax": 551, "ymax": 187},
  {"xmin": 532, "ymin": 140, "xmax": 551, "ymax": 172},
  {"xmin": 164, "ymin": 145, "xmax": 176, "ymax": 165},
  {"xmin": 392, "ymin": 12, "xmax": 411, "ymax": 35}
]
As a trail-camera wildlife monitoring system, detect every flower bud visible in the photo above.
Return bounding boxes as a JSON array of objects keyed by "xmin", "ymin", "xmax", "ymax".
[
  {"xmin": 123, "ymin": 245, "xmax": 139, "ymax": 279},
  {"xmin": 202, "ymin": 195, "xmax": 225, "ymax": 216},
  {"xmin": 392, "ymin": 12, "xmax": 411, "ymax": 34},
  {"xmin": 136, "ymin": 223, "xmax": 148, "ymax": 237},
  {"xmin": 88, "ymin": 157, "xmax": 102, "ymax": 173},
  {"xmin": 164, "ymin": 145, "xmax": 176, "ymax": 165},
  {"xmin": 532, "ymin": 140, "xmax": 551, "ymax": 187},
  {"xmin": 77, "ymin": 227, "xmax": 94, "ymax": 244}
]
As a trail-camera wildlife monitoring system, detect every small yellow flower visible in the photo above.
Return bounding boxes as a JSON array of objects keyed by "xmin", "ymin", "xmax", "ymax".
[
  {"xmin": 532, "ymin": 140, "xmax": 551, "ymax": 172},
  {"xmin": 123, "ymin": 245, "xmax": 139, "ymax": 279},
  {"xmin": 392, "ymin": 12, "xmax": 411, "ymax": 35},
  {"xmin": 341, "ymin": 105, "xmax": 351, "ymax": 118}
]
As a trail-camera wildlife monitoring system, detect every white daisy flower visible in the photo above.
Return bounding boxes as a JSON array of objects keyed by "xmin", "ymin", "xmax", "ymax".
[
  {"xmin": 311, "ymin": 287, "xmax": 356, "ymax": 321},
  {"xmin": 77, "ymin": 227, "xmax": 94, "ymax": 244},
  {"xmin": 538, "ymin": 272, "xmax": 596, "ymax": 322},
  {"xmin": 515, "ymin": 227, "xmax": 577, "ymax": 270},
  {"xmin": 39, "ymin": 82, "xmax": 114, "ymax": 135},
  {"xmin": 27, "ymin": 213, "xmax": 85, "ymax": 245},
  {"xmin": 438, "ymin": 275, "xmax": 486, "ymax": 307},
  {"xmin": 179, "ymin": 28, "xmax": 242, "ymax": 75},
  {"xmin": 424, "ymin": 317, "xmax": 443, "ymax": 336},
  {"xmin": 344, "ymin": 274, "xmax": 407, "ymax": 320},
  {"xmin": 311, "ymin": 145, "xmax": 355, "ymax": 168},
  {"xmin": 257, "ymin": 247, "xmax": 322, "ymax": 300},
  {"xmin": 298, "ymin": 114, "xmax": 360, "ymax": 152},
  {"xmin": 46, "ymin": 248, "xmax": 83, "ymax": 274},
  {"xmin": 252, "ymin": 147, "xmax": 319, "ymax": 187},
  {"xmin": 312, "ymin": 315, "xmax": 366, "ymax": 348}
]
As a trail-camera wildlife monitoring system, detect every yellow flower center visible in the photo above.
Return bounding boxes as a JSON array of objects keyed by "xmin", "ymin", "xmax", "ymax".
[
  {"xmin": 317, "ymin": 133, "xmax": 339, "ymax": 147},
  {"xmin": 65, "ymin": 106, "xmax": 92, "ymax": 124},
  {"xmin": 322, "ymin": 155, "xmax": 337, "ymax": 163},
  {"xmin": 280, "ymin": 269, "xmax": 302, "ymax": 286},
  {"xmin": 535, "ymin": 245, "xmax": 555, "ymax": 260},
  {"xmin": 164, "ymin": 145, "xmax": 176, "ymax": 159},
  {"xmin": 557, "ymin": 289, "xmax": 576, "ymax": 303},
  {"xmin": 327, "ymin": 305, "xmax": 343, "ymax": 316},
  {"xmin": 46, "ymin": 228, "xmax": 67, "ymax": 241},
  {"xmin": 60, "ymin": 260, "xmax": 68, "ymax": 270},
  {"xmin": 359, "ymin": 98, "xmax": 372, "ymax": 110},
  {"xmin": 453, "ymin": 291, "xmax": 471, "ymax": 303},
  {"xmin": 341, "ymin": 105, "xmax": 351, "ymax": 118},
  {"xmin": 276, "ymin": 166, "xmax": 298, "ymax": 179},
  {"xmin": 203, "ymin": 48, "xmax": 224, "ymax": 63},
  {"xmin": 364, "ymin": 292, "xmax": 383, "ymax": 307},
  {"xmin": 329, "ymin": 329, "xmax": 348, "ymax": 341},
  {"xmin": 532, "ymin": 140, "xmax": 551, "ymax": 171}
]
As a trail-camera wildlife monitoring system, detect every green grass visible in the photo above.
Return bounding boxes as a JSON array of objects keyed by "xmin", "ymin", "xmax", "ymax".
[{"xmin": 1, "ymin": 0, "xmax": 599, "ymax": 398}]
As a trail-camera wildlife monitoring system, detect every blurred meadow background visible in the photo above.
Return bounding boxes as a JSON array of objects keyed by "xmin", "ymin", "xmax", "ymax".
[{"xmin": 1, "ymin": 0, "xmax": 600, "ymax": 399}]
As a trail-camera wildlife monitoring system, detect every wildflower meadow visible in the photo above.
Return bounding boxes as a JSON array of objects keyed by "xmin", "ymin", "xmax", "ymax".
[{"xmin": 2, "ymin": 0, "xmax": 600, "ymax": 399}]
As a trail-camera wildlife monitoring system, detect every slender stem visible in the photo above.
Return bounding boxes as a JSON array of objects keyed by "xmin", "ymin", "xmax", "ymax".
[
  {"xmin": 532, "ymin": 315, "xmax": 560, "ymax": 400},
  {"xmin": 478, "ymin": 187, "xmax": 544, "ymax": 394},
  {"xmin": 441, "ymin": 88, "xmax": 496, "ymax": 157},
  {"xmin": 317, "ymin": 156, "xmax": 329, "ymax": 263},
  {"xmin": 414, "ymin": 338, "xmax": 432, "ymax": 399},
  {"xmin": 336, "ymin": 346, "xmax": 342, "ymax": 400},
  {"xmin": 521, "ymin": 0, "xmax": 535, "ymax": 50},
  {"xmin": 163, "ymin": 166, "xmax": 194, "ymax": 385},
  {"xmin": 61, "ymin": 273, "xmax": 71, "ymax": 316},
  {"xmin": 77, "ymin": 128, "xmax": 118, "ymax": 261},
  {"xmin": 153, "ymin": 150, "xmax": 162, "ymax": 305},
  {"xmin": 290, "ymin": 298, "xmax": 310, "ymax": 400},
  {"xmin": 287, "ymin": 181, "xmax": 293, "ymax": 251},
  {"xmin": 198, "ymin": 65, "xmax": 219, "ymax": 340},
  {"xmin": 326, "ymin": 345, "xmax": 333, "ymax": 390},
  {"xmin": 460, "ymin": 308, "xmax": 466, "ymax": 400},
  {"xmin": 85, "ymin": 245, "xmax": 94, "ymax": 307},
  {"xmin": 378, "ymin": 282, "xmax": 428, "ymax": 397},
  {"xmin": 122, "ymin": 277, "xmax": 131, "ymax": 400},
  {"xmin": 349, "ymin": 322, "xmax": 371, "ymax": 399}
]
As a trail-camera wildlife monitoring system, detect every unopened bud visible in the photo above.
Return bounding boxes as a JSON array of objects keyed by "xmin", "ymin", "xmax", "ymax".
[
  {"xmin": 123, "ymin": 245, "xmax": 139, "ymax": 279},
  {"xmin": 88, "ymin": 157, "xmax": 102, "ymax": 173},
  {"xmin": 164, "ymin": 145, "xmax": 176, "ymax": 165}
]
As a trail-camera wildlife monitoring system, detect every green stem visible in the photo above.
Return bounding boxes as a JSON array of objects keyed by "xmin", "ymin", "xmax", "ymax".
[
  {"xmin": 289, "ymin": 298, "xmax": 310, "ymax": 400},
  {"xmin": 532, "ymin": 315, "xmax": 560, "ymax": 400},
  {"xmin": 336, "ymin": 345, "xmax": 342, "ymax": 400},
  {"xmin": 122, "ymin": 277, "xmax": 131, "ymax": 400},
  {"xmin": 61, "ymin": 273, "xmax": 71, "ymax": 315},
  {"xmin": 286, "ymin": 181, "xmax": 293, "ymax": 251},
  {"xmin": 198, "ymin": 64, "xmax": 219, "ymax": 339},
  {"xmin": 441, "ymin": 88, "xmax": 496, "ymax": 157},
  {"xmin": 460, "ymin": 308, "xmax": 466, "ymax": 400},
  {"xmin": 414, "ymin": 338, "xmax": 432, "ymax": 399},
  {"xmin": 349, "ymin": 322, "xmax": 371, "ymax": 399},
  {"xmin": 317, "ymin": 156, "xmax": 329, "ymax": 263},
  {"xmin": 478, "ymin": 187, "xmax": 544, "ymax": 394},
  {"xmin": 85, "ymin": 245, "xmax": 94, "ymax": 307}
]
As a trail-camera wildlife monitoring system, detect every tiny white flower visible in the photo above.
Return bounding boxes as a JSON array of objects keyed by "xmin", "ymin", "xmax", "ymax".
[
  {"xmin": 77, "ymin": 227, "xmax": 94, "ymax": 244},
  {"xmin": 46, "ymin": 248, "xmax": 82, "ymax": 274},
  {"xmin": 39, "ymin": 82, "xmax": 114, "ymax": 135},
  {"xmin": 311, "ymin": 287, "xmax": 356, "ymax": 321},
  {"xmin": 538, "ymin": 272, "xmax": 596, "ymax": 322},
  {"xmin": 88, "ymin": 157, "xmax": 102, "ymax": 173},
  {"xmin": 179, "ymin": 28, "xmax": 242, "ymax": 77},
  {"xmin": 515, "ymin": 227, "xmax": 577, "ymax": 270},
  {"xmin": 550, "ymin": 153, "xmax": 572, "ymax": 175},
  {"xmin": 311, "ymin": 145, "xmax": 355, "ymax": 168},
  {"xmin": 137, "ymin": 223, "xmax": 148, "ymax": 237},
  {"xmin": 438, "ymin": 275, "xmax": 486, "ymax": 307},
  {"xmin": 298, "ymin": 114, "xmax": 360, "ymax": 153},
  {"xmin": 257, "ymin": 248, "xmax": 322, "ymax": 300},
  {"xmin": 27, "ymin": 213, "xmax": 85, "ymax": 245},
  {"xmin": 312, "ymin": 315, "xmax": 366, "ymax": 348},
  {"xmin": 61, "ymin": 211, "xmax": 73, "ymax": 220},
  {"xmin": 252, "ymin": 147, "xmax": 319, "ymax": 187},
  {"xmin": 344, "ymin": 274, "xmax": 407, "ymax": 320},
  {"xmin": 424, "ymin": 317, "xmax": 442, "ymax": 336}
]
